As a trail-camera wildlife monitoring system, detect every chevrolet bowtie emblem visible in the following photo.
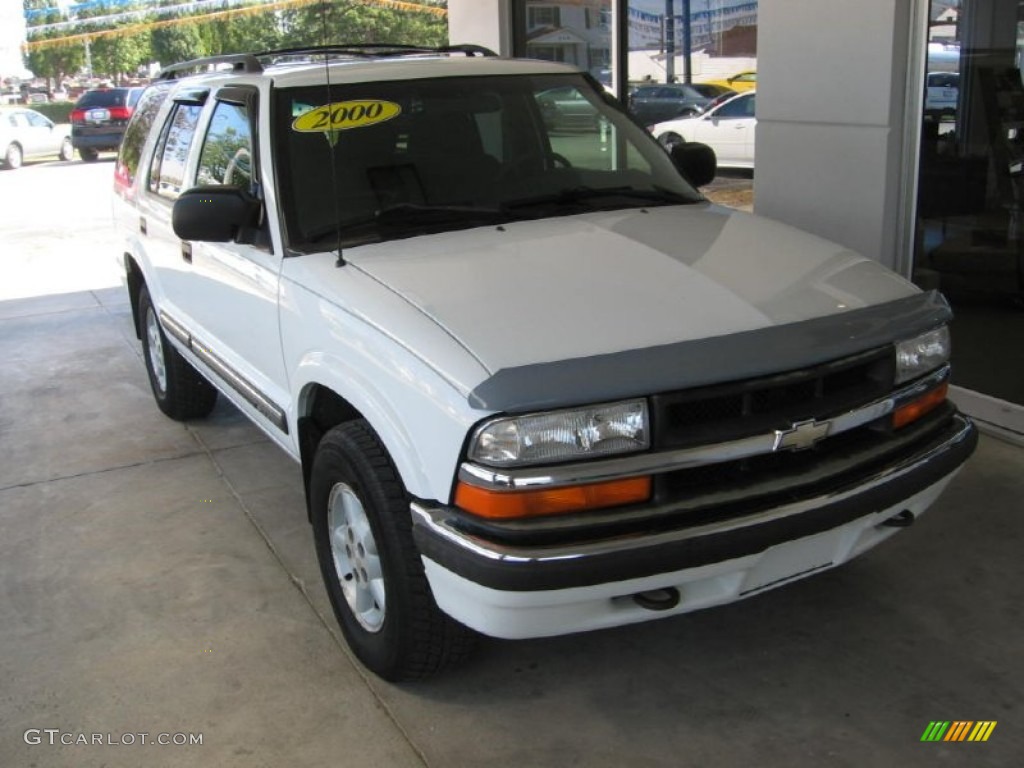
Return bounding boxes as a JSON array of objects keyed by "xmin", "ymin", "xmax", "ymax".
[{"xmin": 773, "ymin": 418, "xmax": 832, "ymax": 451}]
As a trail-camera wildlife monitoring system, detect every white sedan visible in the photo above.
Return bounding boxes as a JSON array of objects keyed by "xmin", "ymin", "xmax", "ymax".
[
  {"xmin": 650, "ymin": 91, "xmax": 756, "ymax": 170},
  {"xmin": 0, "ymin": 107, "xmax": 74, "ymax": 169}
]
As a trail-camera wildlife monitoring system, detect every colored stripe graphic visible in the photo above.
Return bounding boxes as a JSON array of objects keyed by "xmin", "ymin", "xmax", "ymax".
[
  {"xmin": 968, "ymin": 722, "xmax": 997, "ymax": 742},
  {"xmin": 921, "ymin": 721, "xmax": 949, "ymax": 741},
  {"xmin": 945, "ymin": 721, "xmax": 971, "ymax": 741},
  {"xmin": 921, "ymin": 721, "xmax": 997, "ymax": 742}
]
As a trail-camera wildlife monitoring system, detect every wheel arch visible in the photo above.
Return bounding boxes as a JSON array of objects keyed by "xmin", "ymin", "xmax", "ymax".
[{"xmin": 296, "ymin": 382, "xmax": 434, "ymax": 524}]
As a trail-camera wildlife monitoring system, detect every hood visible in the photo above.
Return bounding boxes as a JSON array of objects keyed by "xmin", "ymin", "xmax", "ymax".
[{"xmin": 344, "ymin": 204, "xmax": 918, "ymax": 378}]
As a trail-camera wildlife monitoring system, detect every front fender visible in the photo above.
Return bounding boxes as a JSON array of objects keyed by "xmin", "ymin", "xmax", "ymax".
[{"xmin": 280, "ymin": 268, "xmax": 491, "ymax": 503}]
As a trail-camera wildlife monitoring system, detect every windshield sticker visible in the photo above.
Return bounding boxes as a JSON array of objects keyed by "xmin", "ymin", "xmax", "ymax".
[{"xmin": 292, "ymin": 100, "xmax": 401, "ymax": 134}]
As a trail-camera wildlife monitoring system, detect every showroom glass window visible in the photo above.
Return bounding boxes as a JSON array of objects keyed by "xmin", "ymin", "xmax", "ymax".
[
  {"xmin": 913, "ymin": 0, "xmax": 1024, "ymax": 407},
  {"xmin": 512, "ymin": 0, "xmax": 611, "ymax": 80}
]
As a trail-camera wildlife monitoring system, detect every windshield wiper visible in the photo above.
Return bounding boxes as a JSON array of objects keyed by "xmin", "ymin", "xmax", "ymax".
[
  {"xmin": 505, "ymin": 185, "xmax": 693, "ymax": 211},
  {"xmin": 306, "ymin": 203, "xmax": 509, "ymax": 245}
]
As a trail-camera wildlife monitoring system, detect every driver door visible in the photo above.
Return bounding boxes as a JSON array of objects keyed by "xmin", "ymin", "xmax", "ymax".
[{"xmin": 174, "ymin": 87, "xmax": 291, "ymax": 440}]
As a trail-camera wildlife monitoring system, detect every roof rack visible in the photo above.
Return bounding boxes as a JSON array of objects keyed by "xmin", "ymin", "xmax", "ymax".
[
  {"xmin": 155, "ymin": 43, "xmax": 497, "ymax": 80},
  {"xmin": 260, "ymin": 43, "xmax": 497, "ymax": 60},
  {"xmin": 156, "ymin": 53, "xmax": 263, "ymax": 80}
]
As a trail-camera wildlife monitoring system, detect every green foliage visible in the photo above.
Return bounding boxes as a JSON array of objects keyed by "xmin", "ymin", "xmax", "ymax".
[
  {"xmin": 22, "ymin": 102, "xmax": 73, "ymax": 123},
  {"xmin": 24, "ymin": 0, "xmax": 86, "ymax": 85},
  {"xmin": 280, "ymin": 1, "xmax": 448, "ymax": 49},
  {"xmin": 23, "ymin": 0, "xmax": 450, "ymax": 80},
  {"xmin": 151, "ymin": 19, "xmax": 207, "ymax": 67},
  {"xmin": 203, "ymin": 11, "xmax": 283, "ymax": 56},
  {"xmin": 77, "ymin": 2, "xmax": 152, "ymax": 83}
]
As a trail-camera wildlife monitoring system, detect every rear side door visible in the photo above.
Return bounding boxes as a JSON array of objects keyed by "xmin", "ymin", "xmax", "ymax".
[
  {"xmin": 10, "ymin": 111, "xmax": 44, "ymax": 157},
  {"xmin": 23, "ymin": 110, "xmax": 59, "ymax": 157}
]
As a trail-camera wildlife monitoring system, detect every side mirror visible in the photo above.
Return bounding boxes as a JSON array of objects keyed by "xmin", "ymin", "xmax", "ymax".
[
  {"xmin": 173, "ymin": 186, "xmax": 261, "ymax": 243},
  {"xmin": 670, "ymin": 141, "xmax": 716, "ymax": 187}
]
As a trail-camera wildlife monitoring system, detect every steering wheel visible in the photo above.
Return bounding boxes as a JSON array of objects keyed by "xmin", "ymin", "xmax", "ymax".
[{"xmin": 224, "ymin": 147, "xmax": 252, "ymax": 187}]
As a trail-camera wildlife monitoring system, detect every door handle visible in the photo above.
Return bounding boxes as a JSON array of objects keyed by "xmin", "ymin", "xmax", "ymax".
[
  {"xmin": 181, "ymin": 242, "xmax": 192, "ymax": 263},
  {"xmin": 139, "ymin": 216, "xmax": 147, "ymax": 235}
]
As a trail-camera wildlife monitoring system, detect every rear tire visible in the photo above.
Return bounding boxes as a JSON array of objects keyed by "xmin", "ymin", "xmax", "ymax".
[
  {"xmin": 311, "ymin": 420, "xmax": 478, "ymax": 681},
  {"xmin": 138, "ymin": 285, "xmax": 217, "ymax": 420},
  {"xmin": 3, "ymin": 142, "xmax": 22, "ymax": 169},
  {"xmin": 79, "ymin": 147, "xmax": 99, "ymax": 162}
]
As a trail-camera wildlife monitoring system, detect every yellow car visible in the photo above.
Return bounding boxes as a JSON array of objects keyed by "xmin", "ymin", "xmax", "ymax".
[{"xmin": 704, "ymin": 70, "xmax": 757, "ymax": 92}]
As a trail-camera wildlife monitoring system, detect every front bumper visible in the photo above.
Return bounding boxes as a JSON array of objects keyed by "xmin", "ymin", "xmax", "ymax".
[{"xmin": 412, "ymin": 413, "xmax": 976, "ymax": 638}]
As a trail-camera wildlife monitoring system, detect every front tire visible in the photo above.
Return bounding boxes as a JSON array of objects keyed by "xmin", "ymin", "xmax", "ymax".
[
  {"xmin": 138, "ymin": 285, "xmax": 217, "ymax": 420},
  {"xmin": 59, "ymin": 137, "xmax": 74, "ymax": 161},
  {"xmin": 658, "ymin": 132, "xmax": 685, "ymax": 151},
  {"xmin": 311, "ymin": 421, "xmax": 478, "ymax": 681}
]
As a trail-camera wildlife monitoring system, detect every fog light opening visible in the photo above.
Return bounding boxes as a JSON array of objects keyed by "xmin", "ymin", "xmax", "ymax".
[
  {"xmin": 880, "ymin": 509, "xmax": 915, "ymax": 528},
  {"xmin": 633, "ymin": 587, "xmax": 681, "ymax": 612}
]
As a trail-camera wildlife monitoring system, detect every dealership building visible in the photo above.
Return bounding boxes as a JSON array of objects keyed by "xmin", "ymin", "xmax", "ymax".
[{"xmin": 449, "ymin": 0, "xmax": 1024, "ymax": 443}]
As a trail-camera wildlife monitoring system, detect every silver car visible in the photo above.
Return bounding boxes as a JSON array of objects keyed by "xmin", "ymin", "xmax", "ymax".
[{"xmin": 0, "ymin": 107, "xmax": 74, "ymax": 170}]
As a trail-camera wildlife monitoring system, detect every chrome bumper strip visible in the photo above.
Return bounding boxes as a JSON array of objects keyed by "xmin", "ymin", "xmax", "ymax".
[
  {"xmin": 459, "ymin": 366, "xmax": 951, "ymax": 491},
  {"xmin": 159, "ymin": 309, "xmax": 288, "ymax": 434},
  {"xmin": 415, "ymin": 414, "xmax": 974, "ymax": 566}
]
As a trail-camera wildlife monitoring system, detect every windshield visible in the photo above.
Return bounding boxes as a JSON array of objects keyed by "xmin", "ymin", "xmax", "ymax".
[{"xmin": 274, "ymin": 73, "xmax": 703, "ymax": 251}]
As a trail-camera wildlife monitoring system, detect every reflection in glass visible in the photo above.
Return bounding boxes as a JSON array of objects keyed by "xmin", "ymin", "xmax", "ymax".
[{"xmin": 914, "ymin": 0, "xmax": 1024, "ymax": 406}]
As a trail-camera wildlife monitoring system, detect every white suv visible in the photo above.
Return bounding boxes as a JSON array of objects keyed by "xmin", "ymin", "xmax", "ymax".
[{"xmin": 113, "ymin": 45, "xmax": 976, "ymax": 680}]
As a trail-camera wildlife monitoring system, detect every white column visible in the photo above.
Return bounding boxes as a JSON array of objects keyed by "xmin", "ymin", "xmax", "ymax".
[
  {"xmin": 448, "ymin": 0, "xmax": 512, "ymax": 55},
  {"xmin": 753, "ymin": 0, "xmax": 920, "ymax": 271}
]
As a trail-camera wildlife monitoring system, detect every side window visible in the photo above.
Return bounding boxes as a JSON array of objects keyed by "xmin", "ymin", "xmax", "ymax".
[
  {"xmin": 116, "ymin": 85, "xmax": 171, "ymax": 192},
  {"xmin": 25, "ymin": 112, "xmax": 50, "ymax": 128},
  {"xmin": 715, "ymin": 95, "xmax": 754, "ymax": 119},
  {"xmin": 148, "ymin": 103, "xmax": 203, "ymax": 201},
  {"xmin": 196, "ymin": 101, "xmax": 253, "ymax": 189}
]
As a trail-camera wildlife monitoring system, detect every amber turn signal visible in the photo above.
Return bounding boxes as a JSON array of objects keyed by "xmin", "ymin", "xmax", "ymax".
[
  {"xmin": 892, "ymin": 382, "xmax": 948, "ymax": 429},
  {"xmin": 454, "ymin": 476, "xmax": 652, "ymax": 520}
]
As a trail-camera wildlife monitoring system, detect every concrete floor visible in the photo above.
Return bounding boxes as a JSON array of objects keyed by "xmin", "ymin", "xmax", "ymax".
[{"xmin": 1, "ymin": 161, "xmax": 1022, "ymax": 766}]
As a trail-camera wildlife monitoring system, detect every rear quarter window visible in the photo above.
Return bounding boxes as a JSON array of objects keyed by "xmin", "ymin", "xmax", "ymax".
[{"xmin": 115, "ymin": 84, "xmax": 172, "ymax": 195}]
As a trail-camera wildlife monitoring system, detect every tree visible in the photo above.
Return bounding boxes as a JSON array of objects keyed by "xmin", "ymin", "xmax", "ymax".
[
  {"xmin": 91, "ymin": 29, "xmax": 150, "ymax": 83},
  {"xmin": 204, "ymin": 8, "xmax": 283, "ymax": 56},
  {"xmin": 279, "ymin": 1, "xmax": 448, "ymax": 50},
  {"xmin": 79, "ymin": 2, "xmax": 151, "ymax": 83},
  {"xmin": 151, "ymin": 18, "xmax": 207, "ymax": 68},
  {"xmin": 23, "ymin": 0, "xmax": 85, "ymax": 91}
]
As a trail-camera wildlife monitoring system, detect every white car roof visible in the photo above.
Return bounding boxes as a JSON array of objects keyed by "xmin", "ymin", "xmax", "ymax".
[{"xmin": 164, "ymin": 55, "xmax": 582, "ymax": 90}]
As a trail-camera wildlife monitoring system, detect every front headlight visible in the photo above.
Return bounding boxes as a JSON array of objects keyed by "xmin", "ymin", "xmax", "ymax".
[
  {"xmin": 468, "ymin": 399, "xmax": 649, "ymax": 467},
  {"xmin": 895, "ymin": 326, "xmax": 950, "ymax": 384}
]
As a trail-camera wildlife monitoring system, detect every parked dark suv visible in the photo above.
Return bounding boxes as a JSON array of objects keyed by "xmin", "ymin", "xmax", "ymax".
[{"xmin": 70, "ymin": 87, "xmax": 143, "ymax": 161}]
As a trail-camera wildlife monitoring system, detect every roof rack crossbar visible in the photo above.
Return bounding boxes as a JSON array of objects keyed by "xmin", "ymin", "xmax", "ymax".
[
  {"xmin": 157, "ymin": 53, "xmax": 262, "ymax": 80},
  {"xmin": 257, "ymin": 43, "xmax": 499, "ymax": 62},
  {"xmin": 438, "ymin": 44, "xmax": 498, "ymax": 57}
]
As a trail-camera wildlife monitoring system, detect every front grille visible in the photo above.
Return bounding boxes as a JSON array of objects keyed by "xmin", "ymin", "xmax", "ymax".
[{"xmin": 650, "ymin": 345, "xmax": 894, "ymax": 449}]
